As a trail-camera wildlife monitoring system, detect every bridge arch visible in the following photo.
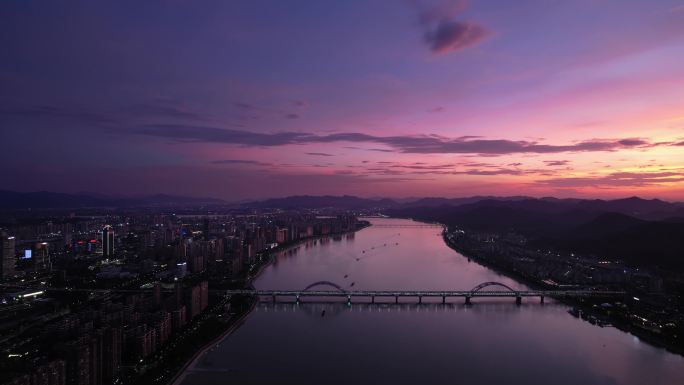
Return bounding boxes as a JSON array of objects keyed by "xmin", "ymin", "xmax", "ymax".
[
  {"xmin": 470, "ymin": 281, "xmax": 519, "ymax": 294},
  {"xmin": 302, "ymin": 281, "xmax": 347, "ymax": 293}
]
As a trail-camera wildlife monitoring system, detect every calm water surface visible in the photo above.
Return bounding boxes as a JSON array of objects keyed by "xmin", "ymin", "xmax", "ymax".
[{"xmin": 180, "ymin": 218, "xmax": 683, "ymax": 385}]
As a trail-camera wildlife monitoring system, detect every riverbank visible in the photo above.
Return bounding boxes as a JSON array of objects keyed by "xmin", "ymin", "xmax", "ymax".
[
  {"xmin": 169, "ymin": 297, "xmax": 257, "ymax": 385},
  {"xmin": 439, "ymin": 228, "xmax": 684, "ymax": 356}
]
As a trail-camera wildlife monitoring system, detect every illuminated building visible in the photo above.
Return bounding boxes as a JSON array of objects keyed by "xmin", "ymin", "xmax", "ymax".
[
  {"xmin": 1, "ymin": 230, "xmax": 16, "ymax": 280},
  {"xmin": 102, "ymin": 225, "xmax": 114, "ymax": 258}
]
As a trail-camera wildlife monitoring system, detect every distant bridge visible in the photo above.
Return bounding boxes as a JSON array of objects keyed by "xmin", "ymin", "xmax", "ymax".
[
  {"xmin": 225, "ymin": 281, "xmax": 625, "ymax": 305},
  {"xmin": 371, "ymin": 224, "xmax": 444, "ymax": 228}
]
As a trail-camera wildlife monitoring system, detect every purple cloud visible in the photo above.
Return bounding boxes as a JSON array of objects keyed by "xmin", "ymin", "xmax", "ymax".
[
  {"xmin": 544, "ymin": 160, "xmax": 570, "ymax": 166},
  {"xmin": 453, "ymin": 168, "xmax": 524, "ymax": 176},
  {"xmin": 536, "ymin": 170, "xmax": 684, "ymax": 187},
  {"xmin": 211, "ymin": 159, "xmax": 271, "ymax": 166},
  {"xmin": 424, "ymin": 20, "xmax": 489, "ymax": 54},
  {"xmin": 617, "ymin": 138, "xmax": 649, "ymax": 146},
  {"xmin": 0, "ymin": 104, "xmax": 116, "ymax": 124},
  {"xmin": 125, "ymin": 102, "xmax": 207, "ymax": 121},
  {"xmin": 412, "ymin": 0, "xmax": 488, "ymax": 55}
]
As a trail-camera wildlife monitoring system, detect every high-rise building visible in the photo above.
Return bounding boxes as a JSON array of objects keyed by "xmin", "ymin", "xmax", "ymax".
[
  {"xmin": 1, "ymin": 230, "xmax": 16, "ymax": 280},
  {"xmin": 34, "ymin": 242, "xmax": 51, "ymax": 272},
  {"xmin": 187, "ymin": 285, "xmax": 202, "ymax": 319},
  {"xmin": 276, "ymin": 228, "xmax": 288, "ymax": 244},
  {"xmin": 200, "ymin": 281, "xmax": 209, "ymax": 311},
  {"xmin": 102, "ymin": 225, "xmax": 114, "ymax": 258},
  {"xmin": 102, "ymin": 327, "xmax": 122, "ymax": 385}
]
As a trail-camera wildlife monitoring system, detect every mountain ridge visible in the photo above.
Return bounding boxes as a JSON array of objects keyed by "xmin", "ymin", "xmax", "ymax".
[{"xmin": 0, "ymin": 190, "xmax": 224, "ymax": 209}]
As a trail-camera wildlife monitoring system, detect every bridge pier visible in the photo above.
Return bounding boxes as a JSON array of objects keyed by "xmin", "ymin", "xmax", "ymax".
[
  {"xmin": 540, "ymin": 295, "xmax": 545, "ymax": 304},
  {"xmin": 296, "ymin": 295, "xmax": 300, "ymax": 304},
  {"xmin": 442, "ymin": 296, "xmax": 445, "ymax": 304},
  {"xmin": 272, "ymin": 295, "xmax": 276, "ymax": 303},
  {"xmin": 395, "ymin": 296, "xmax": 398, "ymax": 304},
  {"xmin": 371, "ymin": 296, "xmax": 375, "ymax": 304},
  {"xmin": 516, "ymin": 296, "xmax": 522, "ymax": 305},
  {"xmin": 465, "ymin": 296, "xmax": 471, "ymax": 305},
  {"xmin": 347, "ymin": 295, "xmax": 351, "ymax": 305},
  {"xmin": 418, "ymin": 296, "xmax": 422, "ymax": 304}
]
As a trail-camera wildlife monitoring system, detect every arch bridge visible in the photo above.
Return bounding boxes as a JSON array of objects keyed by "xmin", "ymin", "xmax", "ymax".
[
  {"xmin": 371, "ymin": 224, "xmax": 443, "ymax": 228},
  {"xmin": 225, "ymin": 281, "xmax": 624, "ymax": 305}
]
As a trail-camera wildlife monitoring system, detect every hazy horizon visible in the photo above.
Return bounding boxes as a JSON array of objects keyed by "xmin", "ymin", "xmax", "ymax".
[{"xmin": 3, "ymin": 188, "xmax": 683, "ymax": 204}]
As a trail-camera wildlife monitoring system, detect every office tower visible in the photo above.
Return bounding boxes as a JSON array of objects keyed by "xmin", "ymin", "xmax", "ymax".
[
  {"xmin": 102, "ymin": 327, "xmax": 122, "ymax": 385},
  {"xmin": 102, "ymin": 225, "xmax": 114, "ymax": 258},
  {"xmin": 34, "ymin": 242, "xmax": 50, "ymax": 272},
  {"xmin": 200, "ymin": 281, "xmax": 209, "ymax": 311},
  {"xmin": 1, "ymin": 230, "xmax": 16, "ymax": 280},
  {"xmin": 187, "ymin": 284, "xmax": 202, "ymax": 319}
]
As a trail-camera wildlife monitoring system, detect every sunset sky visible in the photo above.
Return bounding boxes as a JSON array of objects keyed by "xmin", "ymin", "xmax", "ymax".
[{"xmin": 2, "ymin": 0, "xmax": 684, "ymax": 200}]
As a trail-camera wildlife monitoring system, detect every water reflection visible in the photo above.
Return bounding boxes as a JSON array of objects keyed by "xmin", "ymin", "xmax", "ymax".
[{"xmin": 180, "ymin": 218, "xmax": 684, "ymax": 385}]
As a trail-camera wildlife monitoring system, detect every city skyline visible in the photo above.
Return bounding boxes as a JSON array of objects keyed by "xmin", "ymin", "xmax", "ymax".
[{"xmin": 2, "ymin": 0, "xmax": 684, "ymax": 200}]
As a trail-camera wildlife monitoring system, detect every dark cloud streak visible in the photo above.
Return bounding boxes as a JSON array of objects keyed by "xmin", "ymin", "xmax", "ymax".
[
  {"xmin": 544, "ymin": 160, "xmax": 570, "ymax": 166},
  {"xmin": 424, "ymin": 20, "xmax": 489, "ymax": 54},
  {"xmin": 211, "ymin": 159, "xmax": 271, "ymax": 166},
  {"xmin": 133, "ymin": 124, "xmax": 670, "ymax": 155},
  {"xmin": 536, "ymin": 170, "xmax": 684, "ymax": 187},
  {"xmin": 413, "ymin": 0, "xmax": 489, "ymax": 55}
]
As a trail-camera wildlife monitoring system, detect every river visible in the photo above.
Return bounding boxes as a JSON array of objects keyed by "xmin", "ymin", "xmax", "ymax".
[{"xmin": 179, "ymin": 217, "xmax": 683, "ymax": 385}]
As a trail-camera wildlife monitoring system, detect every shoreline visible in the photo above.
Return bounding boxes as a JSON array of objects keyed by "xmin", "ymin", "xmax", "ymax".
[
  {"xmin": 169, "ymin": 298, "xmax": 257, "ymax": 385},
  {"xmin": 437, "ymin": 225, "xmax": 684, "ymax": 357},
  {"xmin": 166, "ymin": 221, "xmax": 372, "ymax": 385}
]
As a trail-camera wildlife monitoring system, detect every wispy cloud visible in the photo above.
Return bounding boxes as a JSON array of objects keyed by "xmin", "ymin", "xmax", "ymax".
[
  {"xmin": 544, "ymin": 160, "xmax": 570, "ymax": 166},
  {"xmin": 125, "ymin": 102, "xmax": 207, "ymax": 121},
  {"xmin": 0, "ymin": 104, "xmax": 116, "ymax": 124},
  {"xmin": 1, "ymin": 101, "xmax": 211, "ymax": 124},
  {"xmin": 211, "ymin": 159, "xmax": 271, "ymax": 166},
  {"xmin": 452, "ymin": 167, "xmax": 525, "ymax": 176},
  {"xmin": 536, "ymin": 170, "xmax": 684, "ymax": 188},
  {"xmin": 305, "ymin": 152, "xmax": 334, "ymax": 156}
]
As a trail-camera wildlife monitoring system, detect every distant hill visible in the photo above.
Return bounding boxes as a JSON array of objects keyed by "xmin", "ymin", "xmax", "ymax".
[
  {"xmin": 242, "ymin": 195, "xmax": 398, "ymax": 210},
  {"xmin": 241, "ymin": 195, "xmax": 538, "ymax": 210},
  {"xmin": 542, "ymin": 215, "xmax": 684, "ymax": 271},
  {"xmin": 569, "ymin": 212, "xmax": 647, "ymax": 238},
  {"xmin": 0, "ymin": 190, "xmax": 224, "ymax": 209},
  {"xmin": 397, "ymin": 196, "xmax": 531, "ymax": 208},
  {"xmin": 388, "ymin": 196, "xmax": 683, "ymax": 224},
  {"xmin": 573, "ymin": 196, "xmax": 678, "ymax": 219},
  {"xmin": 387, "ymin": 197, "xmax": 684, "ymax": 271}
]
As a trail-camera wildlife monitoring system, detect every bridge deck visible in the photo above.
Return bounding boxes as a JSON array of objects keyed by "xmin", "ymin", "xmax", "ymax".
[
  {"xmin": 226, "ymin": 289, "xmax": 624, "ymax": 298},
  {"xmin": 370, "ymin": 224, "xmax": 443, "ymax": 228}
]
